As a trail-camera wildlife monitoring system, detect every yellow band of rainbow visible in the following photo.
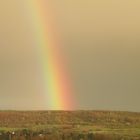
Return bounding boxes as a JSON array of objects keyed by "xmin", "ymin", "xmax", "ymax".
[{"xmin": 24, "ymin": 0, "xmax": 75, "ymax": 110}]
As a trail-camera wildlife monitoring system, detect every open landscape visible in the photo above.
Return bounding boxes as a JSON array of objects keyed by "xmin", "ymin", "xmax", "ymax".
[
  {"xmin": 1, "ymin": 0, "xmax": 140, "ymax": 140},
  {"xmin": 0, "ymin": 111, "xmax": 139, "ymax": 139}
]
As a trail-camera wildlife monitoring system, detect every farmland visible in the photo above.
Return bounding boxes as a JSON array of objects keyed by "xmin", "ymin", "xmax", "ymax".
[{"xmin": 0, "ymin": 110, "xmax": 139, "ymax": 139}]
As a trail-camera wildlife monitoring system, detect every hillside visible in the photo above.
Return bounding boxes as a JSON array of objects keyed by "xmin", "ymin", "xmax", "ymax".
[
  {"xmin": 0, "ymin": 110, "xmax": 140, "ymax": 139},
  {"xmin": 0, "ymin": 110, "xmax": 140, "ymax": 127}
]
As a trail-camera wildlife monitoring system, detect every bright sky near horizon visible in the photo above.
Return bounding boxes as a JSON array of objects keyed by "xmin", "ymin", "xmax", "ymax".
[{"xmin": 0, "ymin": 0, "xmax": 140, "ymax": 111}]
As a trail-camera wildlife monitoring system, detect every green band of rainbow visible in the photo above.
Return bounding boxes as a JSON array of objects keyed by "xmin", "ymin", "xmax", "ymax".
[{"xmin": 25, "ymin": 0, "xmax": 75, "ymax": 110}]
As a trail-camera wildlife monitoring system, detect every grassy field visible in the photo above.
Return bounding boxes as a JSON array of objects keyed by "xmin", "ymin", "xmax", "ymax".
[{"xmin": 0, "ymin": 110, "xmax": 139, "ymax": 139}]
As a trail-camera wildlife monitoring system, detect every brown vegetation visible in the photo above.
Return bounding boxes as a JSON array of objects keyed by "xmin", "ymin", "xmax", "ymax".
[{"xmin": 0, "ymin": 111, "xmax": 139, "ymax": 139}]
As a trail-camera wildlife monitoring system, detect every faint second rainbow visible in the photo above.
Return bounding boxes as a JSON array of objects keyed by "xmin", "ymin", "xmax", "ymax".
[{"xmin": 25, "ymin": 0, "xmax": 75, "ymax": 110}]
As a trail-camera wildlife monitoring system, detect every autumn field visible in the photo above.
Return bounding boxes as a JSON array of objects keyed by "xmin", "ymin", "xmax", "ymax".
[{"xmin": 0, "ymin": 111, "xmax": 140, "ymax": 139}]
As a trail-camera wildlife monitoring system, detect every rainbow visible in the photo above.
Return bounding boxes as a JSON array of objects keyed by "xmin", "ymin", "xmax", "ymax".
[{"xmin": 24, "ymin": 0, "xmax": 74, "ymax": 110}]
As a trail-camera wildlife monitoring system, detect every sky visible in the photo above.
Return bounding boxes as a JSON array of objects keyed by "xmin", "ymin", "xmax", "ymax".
[{"xmin": 0, "ymin": 0, "xmax": 140, "ymax": 111}]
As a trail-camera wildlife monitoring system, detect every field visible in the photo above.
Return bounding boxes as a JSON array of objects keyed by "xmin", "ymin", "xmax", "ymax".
[{"xmin": 0, "ymin": 110, "xmax": 139, "ymax": 139}]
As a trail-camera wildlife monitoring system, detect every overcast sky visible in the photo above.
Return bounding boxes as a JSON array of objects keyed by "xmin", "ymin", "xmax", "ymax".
[{"xmin": 0, "ymin": 0, "xmax": 140, "ymax": 111}]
